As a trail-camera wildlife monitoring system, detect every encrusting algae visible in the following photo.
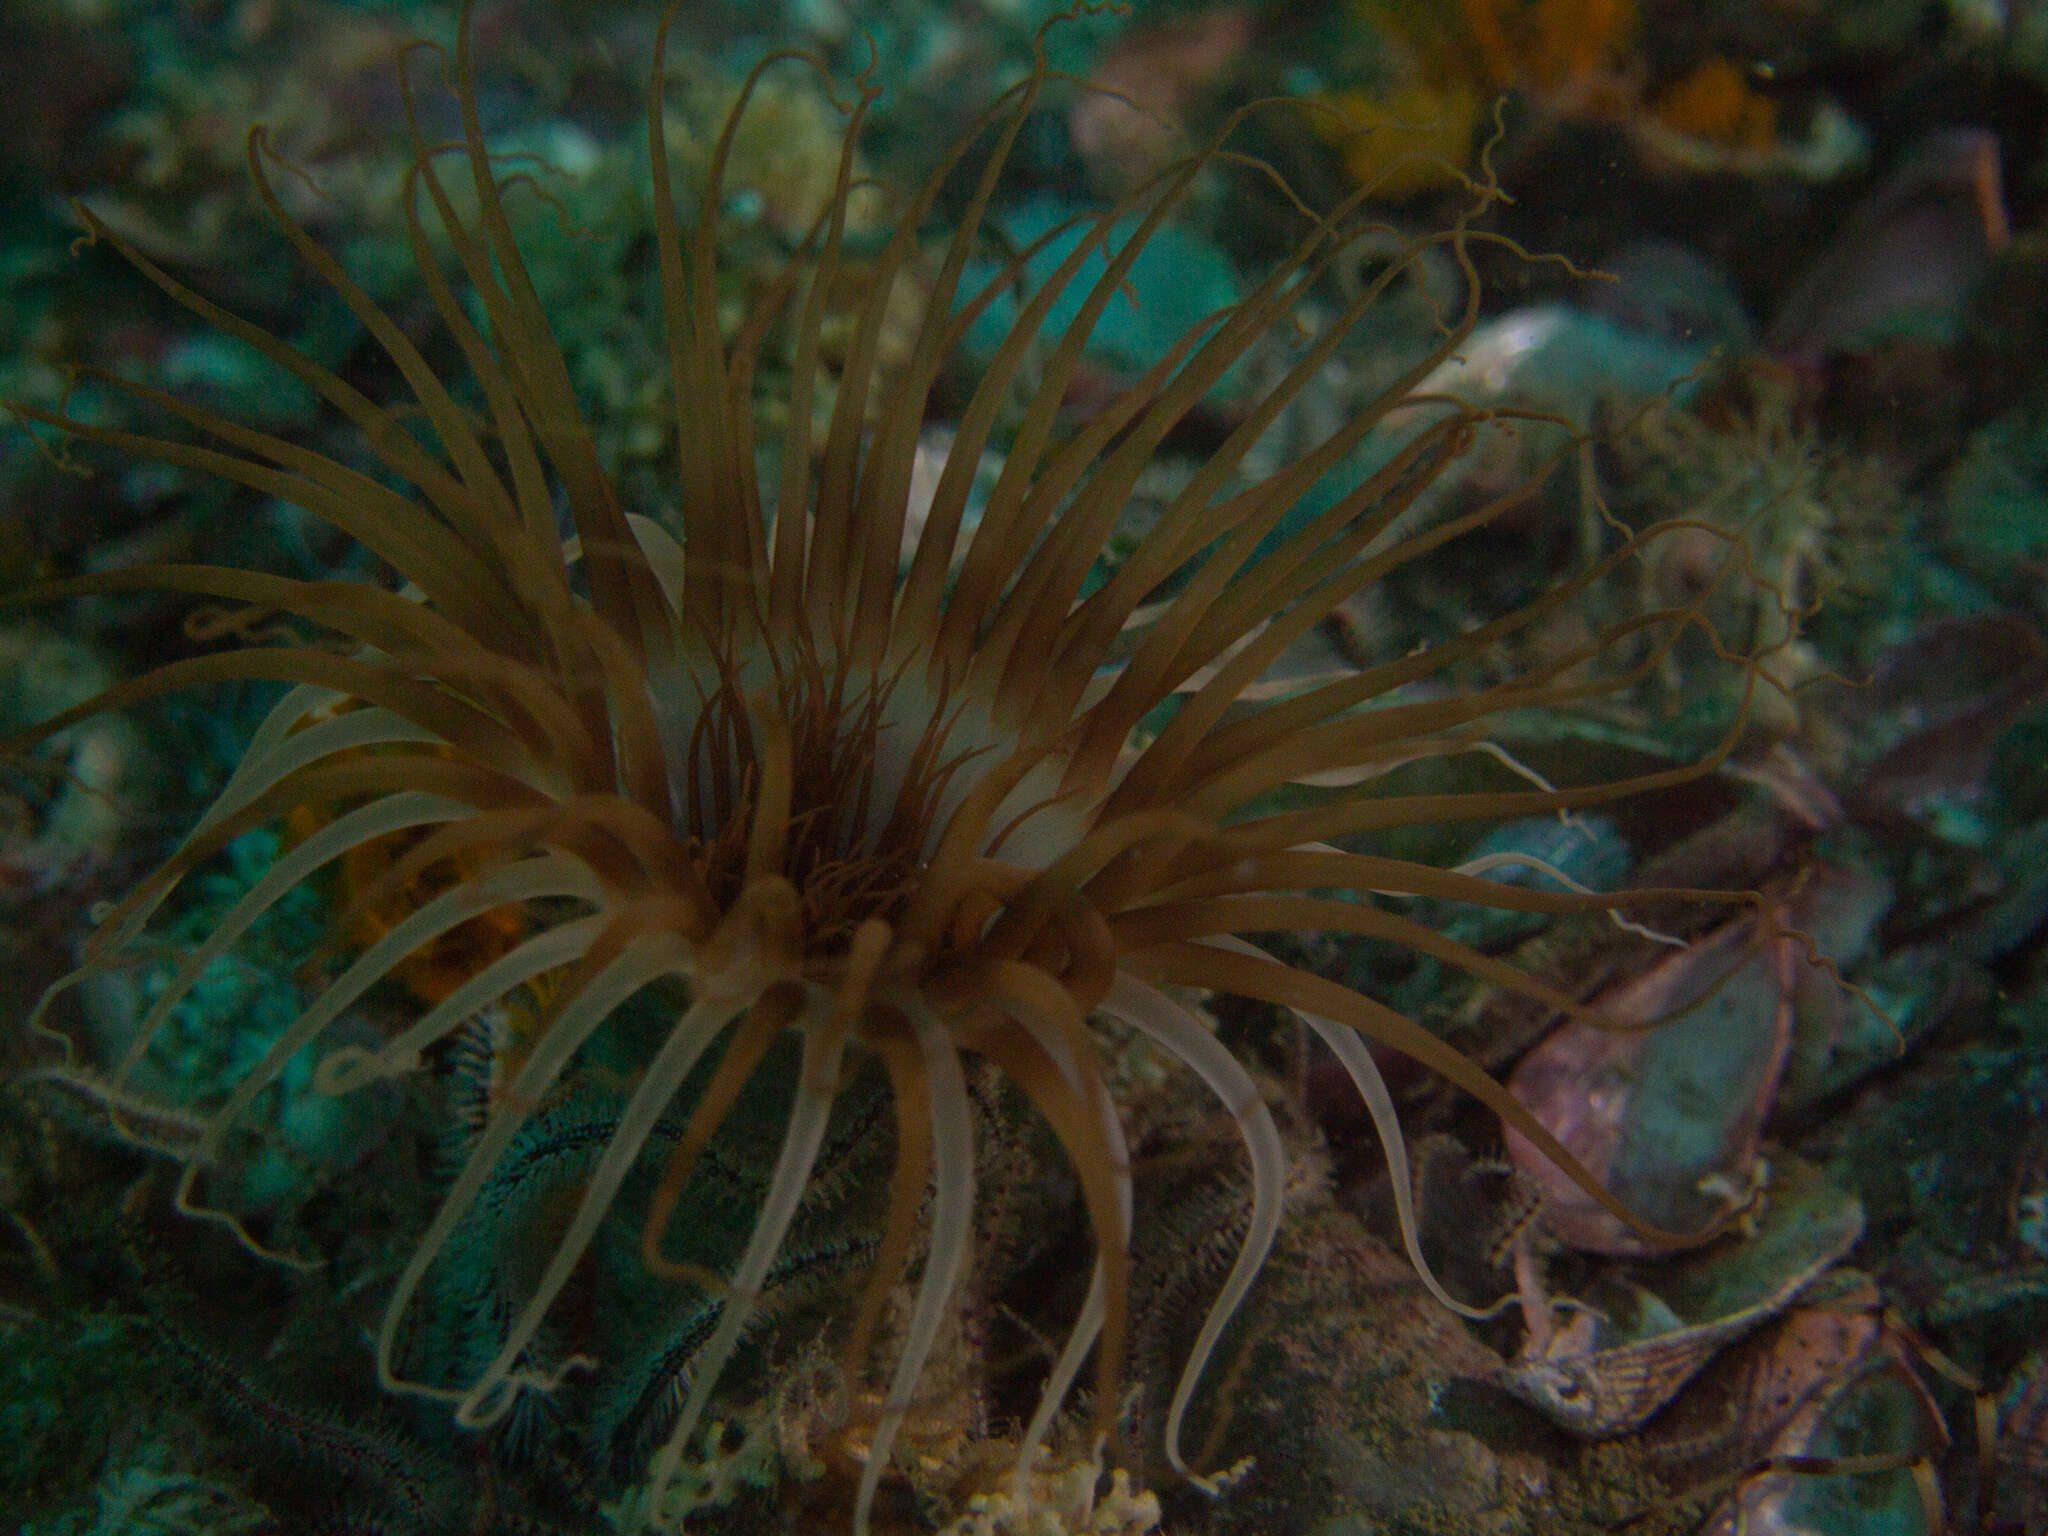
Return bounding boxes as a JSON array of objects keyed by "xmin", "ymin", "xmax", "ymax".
[{"xmin": 5, "ymin": 3, "xmax": 1803, "ymax": 1529}]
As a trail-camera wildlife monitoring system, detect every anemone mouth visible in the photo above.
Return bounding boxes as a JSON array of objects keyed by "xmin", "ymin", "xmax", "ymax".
[
  {"xmin": 0, "ymin": 3, "xmax": 1800, "ymax": 1531},
  {"xmin": 675, "ymin": 649, "xmax": 945, "ymax": 953}
]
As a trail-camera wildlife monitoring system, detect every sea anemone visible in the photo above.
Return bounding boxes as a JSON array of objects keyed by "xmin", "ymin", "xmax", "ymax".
[{"xmin": 9, "ymin": 4, "xmax": 1769, "ymax": 1529}]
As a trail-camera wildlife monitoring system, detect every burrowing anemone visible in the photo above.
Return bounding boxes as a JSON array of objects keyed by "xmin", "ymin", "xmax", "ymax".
[{"xmin": 9, "ymin": 4, "xmax": 1770, "ymax": 1529}]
